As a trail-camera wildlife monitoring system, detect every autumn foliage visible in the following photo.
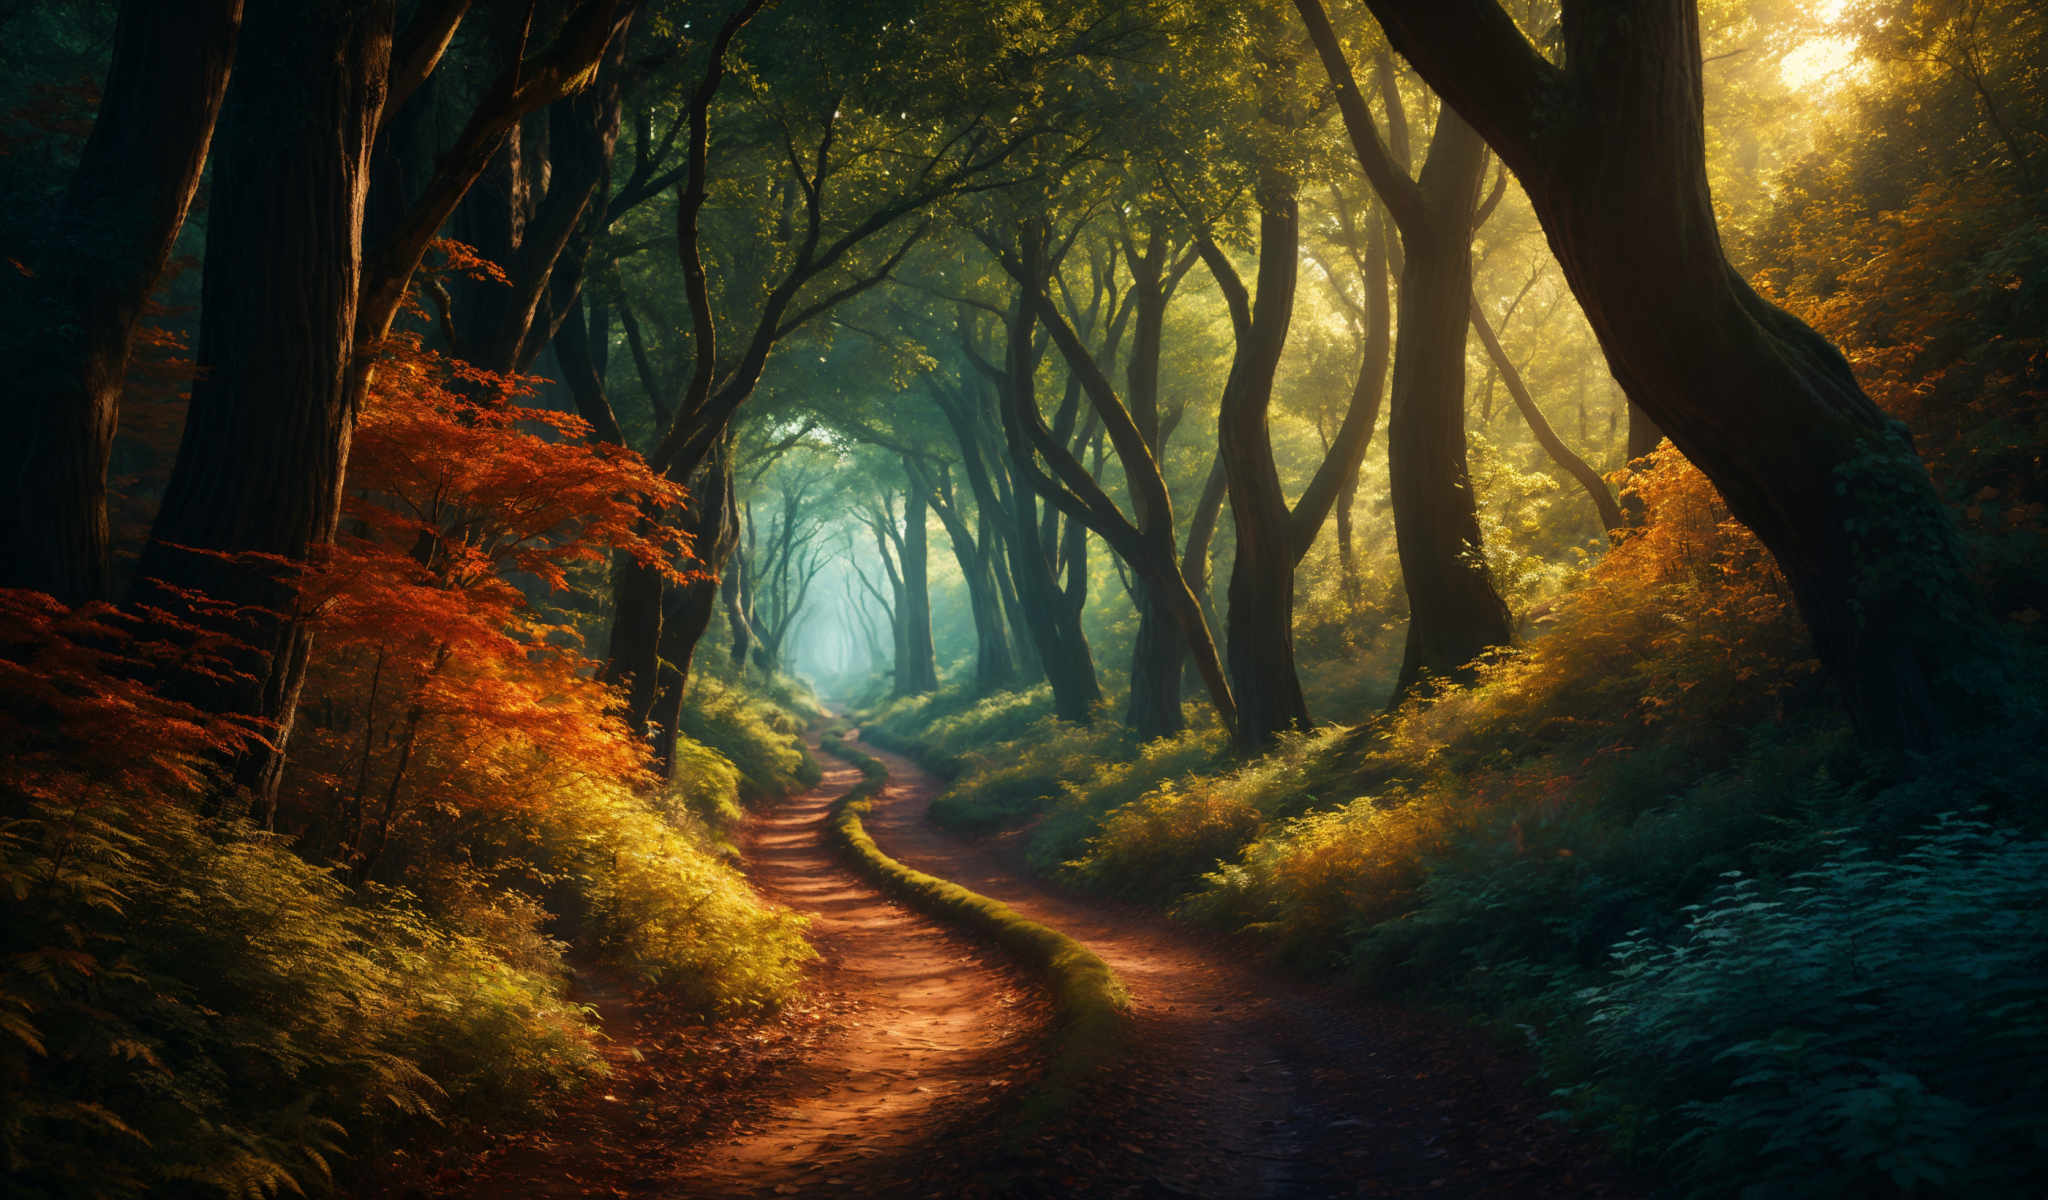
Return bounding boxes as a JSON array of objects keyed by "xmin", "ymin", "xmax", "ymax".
[{"xmin": 0, "ymin": 265, "xmax": 811, "ymax": 1198}]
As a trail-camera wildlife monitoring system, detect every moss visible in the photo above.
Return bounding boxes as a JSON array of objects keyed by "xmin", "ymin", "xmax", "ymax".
[{"xmin": 817, "ymin": 732, "xmax": 1129, "ymax": 1123}]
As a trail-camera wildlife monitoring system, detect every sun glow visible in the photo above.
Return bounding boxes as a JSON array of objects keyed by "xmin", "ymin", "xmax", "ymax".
[{"xmin": 1779, "ymin": 0, "xmax": 1864, "ymax": 94}]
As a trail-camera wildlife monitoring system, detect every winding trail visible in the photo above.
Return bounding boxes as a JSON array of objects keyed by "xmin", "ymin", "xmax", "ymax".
[
  {"xmin": 844, "ymin": 732, "xmax": 1630, "ymax": 1200},
  {"xmin": 675, "ymin": 739, "xmax": 1050, "ymax": 1196},
  {"xmin": 428, "ymin": 730, "xmax": 1629, "ymax": 1199}
]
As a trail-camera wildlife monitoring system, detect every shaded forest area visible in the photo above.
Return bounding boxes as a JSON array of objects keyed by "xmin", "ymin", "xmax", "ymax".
[{"xmin": 2, "ymin": 0, "xmax": 2044, "ymax": 1196}]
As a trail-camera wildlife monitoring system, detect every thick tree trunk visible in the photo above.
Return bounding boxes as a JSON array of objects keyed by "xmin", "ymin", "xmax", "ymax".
[
  {"xmin": 1126, "ymin": 578, "xmax": 1186, "ymax": 740},
  {"xmin": 1, "ymin": 0, "xmax": 242, "ymax": 603},
  {"xmin": 1357, "ymin": 0, "xmax": 2004, "ymax": 747},
  {"xmin": 131, "ymin": 0, "xmax": 392, "ymax": 814},
  {"xmin": 604, "ymin": 553, "xmax": 666, "ymax": 730},
  {"xmin": 1385, "ymin": 110, "xmax": 1513, "ymax": 701},
  {"xmin": 1626, "ymin": 401, "xmax": 1663, "ymax": 463},
  {"xmin": 644, "ymin": 450, "xmax": 737, "ymax": 776}
]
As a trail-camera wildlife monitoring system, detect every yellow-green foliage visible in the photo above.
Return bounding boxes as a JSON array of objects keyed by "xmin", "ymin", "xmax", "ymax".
[
  {"xmin": 677, "ymin": 677, "xmax": 817, "ymax": 801},
  {"xmin": 663, "ymin": 734, "xmax": 745, "ymax": 831},
  {"xmin": 1185, "ymin": 794, "xmax": 1461, "ymax": 963},
  {"xmin": 1055, "ymin": 727, "xmax": 1325, "ymax": 899},
  {"xmin": 0, "ymin": 793, "xmax": 601, "ymax": 1200},
  {"xmin": 550, "ymin": 779, "xmax": 813, "ymax": 1014},
  {"xmin": 1175, "ymin": 447, "xmax": 1825, "ymax": 963}
]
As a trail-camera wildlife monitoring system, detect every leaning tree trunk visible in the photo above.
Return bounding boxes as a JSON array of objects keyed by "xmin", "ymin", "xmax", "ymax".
[
  {"xmin": 1385, "ymin": 109, "xmax": 1513, "ymax": 701},
  {"xmin": 1357, "ymin": 0, "xmax": 2004, "ymax": 747},
  {"xmin": 2, "ymin": 0, "xmax": 242, "ymax": 604},
  {"xmin": 1470, "ymin": 303, "xmax": 1624, "ymax": 534},
  {"xmin": 131, "ymin": 0, "xmax": 392, "ymax": 816}
]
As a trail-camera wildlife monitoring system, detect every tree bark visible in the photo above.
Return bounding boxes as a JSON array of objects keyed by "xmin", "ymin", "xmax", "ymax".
[
  {"xmin": 1353, "ymin": 0, "xmax": 2004, "ymax": 746},
  {"xmin": 996, "ymin": 299, "xmax": 1104, "ymax": 724},
  {"xmin": 1384, "ymin": 108, "xmax": 1513, "ymax": 699},
  {"xmin": 131, "ymin": 0, "xmax": 393, "ymax": 815},
  {"xmin": 921, "ymin": 463, "xmax": 1018, "ymax": 693},
  {"xmin": 1, "ymin": 0, "xmax": 242, "ymax": 604},
  {"xmin": 991, "ymin": 228, "xmax": 1236, "ymax": 739},
  {"xmin": 898, "ymin": 465, "xmax": 940, "ymax": 694},
  {"xmin": 1203, "ymin": 169, "xmax": 1312, "ymax": 750},
  {"xmin": 1299, "ymin": 1, "xmax": 1516, "ymax": 704},
  {"xmin": 645, "ymin": 447, "xmax": 737, "ymax": 777}
]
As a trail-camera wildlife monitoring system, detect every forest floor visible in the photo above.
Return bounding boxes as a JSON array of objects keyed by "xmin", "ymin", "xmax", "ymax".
[{"xmin": 419, "ymin": 730, "xmax": 1633, "ymax": 1199}]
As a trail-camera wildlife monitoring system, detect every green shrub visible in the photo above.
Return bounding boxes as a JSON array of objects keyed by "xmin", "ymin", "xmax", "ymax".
[
  {"xmin": 550, "ymin": 778, "xmax": 814, "ymax": 1014},
  {"xmin": 1576, "ymin": 816, "xmax": 2048, "ymax": 1197},
  {"xmin": 0, "ymin": 795, "xmax": 602, "ymax": 1200},
  {"xmin": 676, "ymin": 677, "xmax": 812, "ymax": 801}
]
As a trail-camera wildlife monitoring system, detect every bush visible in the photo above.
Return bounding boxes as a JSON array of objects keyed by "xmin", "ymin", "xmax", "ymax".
[
  {"xmin": 676, "ymin": 677, "xmax": 814, "ymax": 801},
  {"xmin": 1577, "ymin": 817, "xmax": 2048, "ymax": 1197},
  {"xmin": 0, "ymin": 794, "xmax": 601, "ymax": 1200},
  {"xmin": 544, "ymin": 775, "xmax": 814, "ymax": 1014}
]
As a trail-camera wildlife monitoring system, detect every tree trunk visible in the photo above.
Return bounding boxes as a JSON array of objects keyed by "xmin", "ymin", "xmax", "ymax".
[
  {"xmin": 1208, "ymin": 170, "xmax": 1312, "ymax": 750},
  {"xmin": 723, "ymin": 544, "xmax": 756, "ymax": 673},
  {"xmin": 1626, "ymin": 400, "xmax": 1663, "ymax": 462},
  {"xmin": 899, "ymin": 473, "xmax": 940, "ymax": 694},
  {"xmin": 131, "ymin": 0, "xmax": 393, "ymax": 814},
  {"xmin": 2, "ymin": 0, "xmax": 242, "ymax": 604},
  {"xmin": 1470, "ymin": 302, "xmax": 1624, "ymax": 534},
  {"xmin": 1384, "ymin": 109, "xmax": 1513, "ymax": 701},
  {"xmin": 988, "ymin": 512, "xmax": 1044, "ymax": 684},
  {"xmin": 1126, "ymin": 577, "xmax": 1186, "ymax": 739},
  {"xmin": 645, "ymin": 448, "xmax": 737, "ymax": 777},
  {"xmin": 929, "ymin": 485, "xmax": 1016, "ymax": 693},
  {"xmin": 1359, "ymin": 0, "xmax": 2005, "ymax": 747}
]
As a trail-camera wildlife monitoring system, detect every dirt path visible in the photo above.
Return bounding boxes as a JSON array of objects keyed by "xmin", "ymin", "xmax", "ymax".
[
  {"xmin": 426, "ymin": 741, "xmax": 1052, "ymax": 1200},
  {"xmin": 426, "ymin": 733, "xmax": 1628, "ymax": 1199},
  {"xmin": 844, "ymin": 732, "xmax": 1633, "ymax": 1199},
  {"xmin": 675, "ymin": 741, "xmax": 1050, "ymax": 1196}
]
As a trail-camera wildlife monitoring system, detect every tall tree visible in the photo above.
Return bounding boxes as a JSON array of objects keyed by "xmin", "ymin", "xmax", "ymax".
[
  {"xmin": 1, "ymin": 0, "xmax": 242, "ymax": 603},
  {"xmin": 988, "ymin": 223, "xmax": 1239, "ymax": 740},
  {"xmin": 1347, "ymin": 0, "xmax": 2007, "ymax": 746},
  {"xmin": 1297, "ymin": 10, "xmax": 1515, "ymax": 702},
  {"xmin": 134, "ymin": 0, "xmax": 631, "ymax": 809}
]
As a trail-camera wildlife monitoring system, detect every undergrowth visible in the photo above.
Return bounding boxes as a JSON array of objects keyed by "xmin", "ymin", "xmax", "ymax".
[{"xmin": 874, "ymin": 446, "xmax": 2048, "ymax": 1195}]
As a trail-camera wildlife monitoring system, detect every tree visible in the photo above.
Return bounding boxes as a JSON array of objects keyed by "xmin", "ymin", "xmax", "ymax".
[
  {"xmin": 128, "ymin": 0, "xmax": 633, "ymax": 811},
  {"xmin": 987, "ymin": 222, "xmax": 1239, "ymax": 740},
  {"xmin": 1345, "ymin": 0, "xmax": 2007, "ymax": 746},
  {"xmin": 0, "ymin": 0, "xmax": 242, "ymax": 604},
  {"xmin": 1295, "ymin": 8, "xmax": 1514, "ymax": 703}
]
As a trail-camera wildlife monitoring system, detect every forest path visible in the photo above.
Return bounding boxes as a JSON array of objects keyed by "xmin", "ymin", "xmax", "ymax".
[
  {"xmin": 840, "ymin": 730, "xmax": 1633, "ymax": 1199},
  {"xmin": 425, "ymin": 735, "xmax": 1052, "ymax": 1199},
  {"xmin": 426, "ymin": 731, "xmax": 1626, "ymax": 1198}
]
